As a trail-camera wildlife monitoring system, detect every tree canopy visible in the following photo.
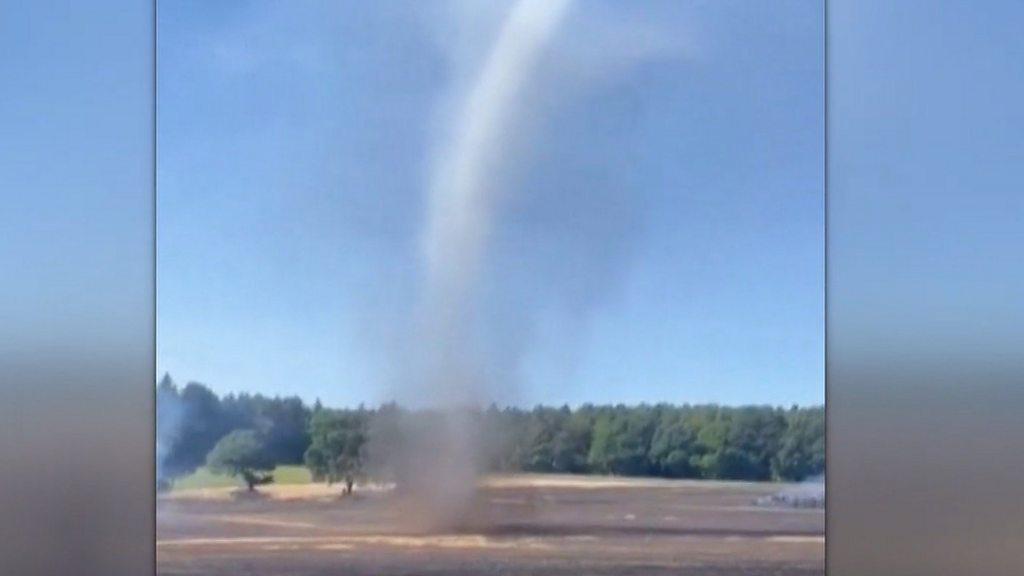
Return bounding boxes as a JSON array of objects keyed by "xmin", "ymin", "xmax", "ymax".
[
  {"xmin": 156, "ymin": 374, "xmax": 311, "ymax": 483},
  {"xmin": 157, "ymin": 377, "xmax": 825, "ymax": 487},
  {"xmin": 205, "ymin": 429, "xmax": 275, "ymax": 491},
  {"xmin": 304, "ymin": 405, "xmax": 368, "ymax": 493}
]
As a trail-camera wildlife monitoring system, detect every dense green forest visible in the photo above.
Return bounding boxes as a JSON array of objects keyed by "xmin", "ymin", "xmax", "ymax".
[{"xmin": 157, "ymin": 374, "xmax": 824, "ymax": 488}]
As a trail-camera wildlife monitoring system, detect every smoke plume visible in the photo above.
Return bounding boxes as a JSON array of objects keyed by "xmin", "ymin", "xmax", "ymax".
[
  {"xmin": 155, "ymin": 381, "xmax": 184, "ymax": 486},
  {"xmin": 391, "ymin": 0, "xmax": 575, "ymax": 525},
  {"xmin": 420, "ymin": 0, "xmax": 574, "ymax": 404},
  {"xmin": 757, "ymin": 475, "xmax": 826, "ymax": 509},
  {"xmin": 379, "ymin": 0, "xmax": 686, "ymax": 527}
]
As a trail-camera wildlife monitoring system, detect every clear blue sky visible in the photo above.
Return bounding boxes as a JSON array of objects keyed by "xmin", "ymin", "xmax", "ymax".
[{"xmin": 157, "ymin": 1, "xmax": 823, "ymax": 408}]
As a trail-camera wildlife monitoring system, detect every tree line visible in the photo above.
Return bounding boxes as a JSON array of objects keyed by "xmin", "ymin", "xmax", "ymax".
[{"xmin": 156, "ymin": 374, "xmax": 824, "ymax": 490}]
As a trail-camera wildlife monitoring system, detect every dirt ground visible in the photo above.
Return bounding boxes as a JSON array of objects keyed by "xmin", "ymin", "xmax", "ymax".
[{"xmin": 157, "ymin": 474, "xmax": 824, "ymax": 576}]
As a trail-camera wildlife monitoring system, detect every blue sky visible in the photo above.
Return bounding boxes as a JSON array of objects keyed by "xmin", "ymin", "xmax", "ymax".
[{"xmin": 157, "ymin": 1, "xmax": 823, "ymax": 408}]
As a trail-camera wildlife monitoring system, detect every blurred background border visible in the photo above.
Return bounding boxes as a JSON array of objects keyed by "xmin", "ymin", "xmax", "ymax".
[{"xmin": 1, "ymin": 1, "xmax": 1021, "ymax": 575}]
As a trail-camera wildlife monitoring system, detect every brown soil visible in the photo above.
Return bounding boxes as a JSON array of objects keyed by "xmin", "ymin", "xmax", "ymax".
[{"xmin": 158, "ymin": 474, "xmax": 824, "ymax": 576}]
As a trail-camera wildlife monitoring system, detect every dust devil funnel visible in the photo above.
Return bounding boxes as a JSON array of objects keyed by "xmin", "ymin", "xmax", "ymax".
[{"xmin": 405, "ymin": 0, "xmax": 574, "ymax": 526}]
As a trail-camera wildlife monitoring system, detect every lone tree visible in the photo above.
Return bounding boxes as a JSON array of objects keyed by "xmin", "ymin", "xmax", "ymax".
[
  {"xmin": 206, "ymin": 429, "xmax": 275, "ymax": 491},
  {"xmin": 304, "ymin": 410, "xmax": 366, "ymax": 494}
]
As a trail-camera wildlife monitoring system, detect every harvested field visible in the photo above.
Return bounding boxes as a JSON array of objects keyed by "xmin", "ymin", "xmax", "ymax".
[{"xmin": 158, "ymin": 474, "xmax": 824, "ymax": 576}]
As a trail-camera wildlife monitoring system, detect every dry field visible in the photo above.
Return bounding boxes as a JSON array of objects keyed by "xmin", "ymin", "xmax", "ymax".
[{"xmin": 157, "ymin": 474, "xmax": 824, "ymax": 576}]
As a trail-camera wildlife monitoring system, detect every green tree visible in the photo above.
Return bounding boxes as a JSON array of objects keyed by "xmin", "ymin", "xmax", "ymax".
[
  {"xmin": 206, "ymin": 429, "xmax": 275, "ymax": 491},
  {"xmin": 694, "ymin": 447, "xmax": 761, "ymax": 479},
  {"xmin": 649, "ymin": 413, "xmax": 697, "ymax": 478},
  {"xmin": 551, "ymin": 410, "xmax": 592, "ymax": 473},
  {"xmin": 220, "ymin": 393, "xmax": 311, "ymax": 464},
  {"xmin": 158, "ymin": 376, "xmax": 826, "ymax": 485},
  {"xmin": 160, "ymin": 381, "xmax": 233, "ymax": 481},
  {"xmin": 725, "ymin": 407, "xmax": 787, "ymax": 480},
  {"xmin": 304, "ymin": 409, "xmax": 367, "ymax": 494},
  {"xmin": 587, "ymin": 408, "xmax": 655, "ymax": 476},
  {"xmin": 772, "ymin": 407, "xmax": 825, "ymax": 480}
]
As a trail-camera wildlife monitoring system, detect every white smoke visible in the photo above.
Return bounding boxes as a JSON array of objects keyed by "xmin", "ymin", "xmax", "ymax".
[
  {"xmin": 155, "ymin": 384, "xmax": 184, "ymax": 486},
  {"xmin": 383, "ymin": 0, "xmax": 687, "ymax": 527},
  {"xmin": 419, "ymin": 0, "xmax": 575, "ymax": 406},
  {"xmin": 757, "ymin": 474, "xmax": 826, "ymax": 509},
  {"xmin": 381, "ymin": 0, "xmax": 574, "ymax": 527}
]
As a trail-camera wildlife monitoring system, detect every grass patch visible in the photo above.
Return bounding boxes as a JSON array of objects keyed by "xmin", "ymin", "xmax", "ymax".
[{"xmin": 171, "ymin": 465, "xmax": 312, "ymax": 491}]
